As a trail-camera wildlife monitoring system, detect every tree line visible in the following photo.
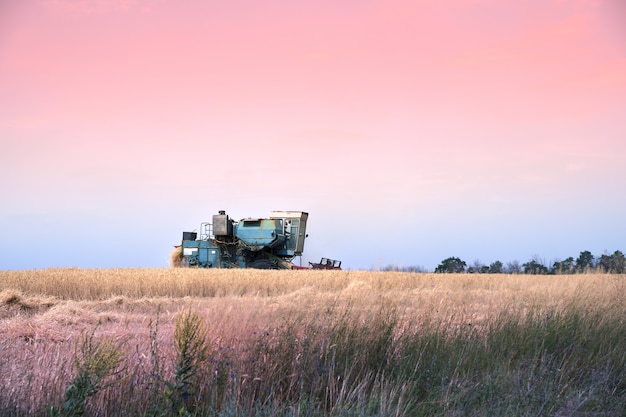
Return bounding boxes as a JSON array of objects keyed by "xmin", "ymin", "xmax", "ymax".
[{"xmin": 380, "ymin": 250, "xmax": 626, "ymax": 274}]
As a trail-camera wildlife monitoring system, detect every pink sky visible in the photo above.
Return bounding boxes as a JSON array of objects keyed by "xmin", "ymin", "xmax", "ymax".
[{"xmin": 1, "ymin": 0, "xmax": 625, "ymax": 270}]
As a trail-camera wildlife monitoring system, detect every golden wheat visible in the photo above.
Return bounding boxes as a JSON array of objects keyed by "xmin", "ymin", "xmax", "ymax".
[{"xmin": 1, "ymin": 269, "xmax": 623, "ymax": 323}]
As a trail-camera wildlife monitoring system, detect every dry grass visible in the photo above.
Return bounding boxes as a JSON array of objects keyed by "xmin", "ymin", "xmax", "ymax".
[
  {"xmin": 1, "ymin": 269, "xmax": 622, "ymax": 343},
  {"xmin": 1, "ymin": 269, "xmax": 622, "ymax": 351},
  {"xmin": 0, "ymin": 269, "xmax": 624, "ymax": 416}
]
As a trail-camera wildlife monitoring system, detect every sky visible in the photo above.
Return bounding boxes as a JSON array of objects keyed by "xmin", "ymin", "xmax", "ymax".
[{"xmin": 1, "ymin": 0, "xmax": 625, "ymax": 271}]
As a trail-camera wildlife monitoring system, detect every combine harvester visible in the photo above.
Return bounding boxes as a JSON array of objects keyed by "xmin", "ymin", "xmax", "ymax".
[{"xmin": 172, "ymin": 210, "xmax": 340, "ymax": 270}]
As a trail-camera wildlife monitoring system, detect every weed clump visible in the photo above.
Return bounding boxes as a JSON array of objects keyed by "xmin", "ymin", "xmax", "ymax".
[{"xmin": 47, "ymin": 330, "xmax": 124, "ymax": 417}]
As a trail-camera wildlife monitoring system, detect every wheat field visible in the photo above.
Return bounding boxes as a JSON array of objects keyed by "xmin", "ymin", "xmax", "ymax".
[{"xmin": 1, "ymin": 269, "xmax": 624, "ymax": 416}]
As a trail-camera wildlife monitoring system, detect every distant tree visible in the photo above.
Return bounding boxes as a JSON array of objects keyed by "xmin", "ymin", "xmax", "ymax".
[
  {"xmin": 598, "ymin": 253, "xmax": 611, "ymax": 272},
  {"xmin": 552, "ymin": 257, "xmax": 575, "ymax": 274},
  {"xmin": 613, "ymin": 250, "xmax": 626, "ymax": 273},
  {"xmin": 489, "ymin": 260, "xmax": 503, "ymax": 274},
  {"xmin": 597, "ymin": 250, "xmax": 625, "ymax": 273},
  {"xmin": 467, "ymin": 259, "xmax": 486, "ymax": 274},
  {"xmin": 523, "ymin": 257, "xmax": 549, "ymax": 275},
  {"xmin": 435, "ymin": 257, "xmax": 467, "ymax": 273},
  {"xmin": 504, "ymin": 260, "xmax": 521, "ymax": 274},
  {"xmin": 575, "ymin": 251, "xmax": 594, "ymax": 272},
  {"xmin": 380, "ymin": 264, "xmax": 427, "ymax": 273}
]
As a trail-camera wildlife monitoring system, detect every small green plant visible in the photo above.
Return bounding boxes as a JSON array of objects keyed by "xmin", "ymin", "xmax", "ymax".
[
  {"xmin": 165, "ymin": 308, "xmax": 210, "ymax": 416},
  {"xmin": 48, "ymin": 329, "xmax": 124, "ymax": 417},
  {"xmin": 144, "ymin": 307, "xmax": 213, "ymax": 417}
]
